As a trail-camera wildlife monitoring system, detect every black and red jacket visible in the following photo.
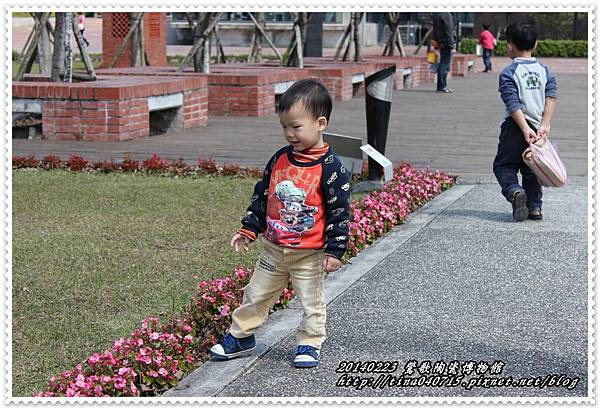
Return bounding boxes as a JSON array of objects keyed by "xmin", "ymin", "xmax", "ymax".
[{"xmin": 239, "ymin": 144, "xmax": 351, "ymax": 260}]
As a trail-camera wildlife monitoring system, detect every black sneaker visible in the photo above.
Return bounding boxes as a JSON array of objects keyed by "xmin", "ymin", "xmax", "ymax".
[
  {"xmin": 209, "ymin": 332, "xmax": 256, "ymax": 360},
  {"xmin": 511, "ymin": 190, "xmax": 528, "ymax": 222},
  {"xmin": 528, "ymin": 209, "xmax": 543, "ymax": 220}
]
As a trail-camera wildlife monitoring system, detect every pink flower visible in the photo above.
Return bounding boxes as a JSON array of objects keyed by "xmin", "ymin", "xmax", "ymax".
[
  {"xmin": 74, "ymin": 374, "xmax": 88, "ymax": 389},
  {"xmin": 235, "ymin": 268, "xmax": 248, "ymax": 279},
  {"xmin": 219, "ymin": 305, "xmax": 230, "ymax": 317},
  {"xmin": 87, "ymin": 353, "xmax": 101, "ymax": 365},
  {"xmin": 183, "ymin": 325, "xmax": 192, "ymax": 333},
  {"xmin": 114, "ymin": 379, "xmax": 125, "ymax": 390},
  {"xmin": 158, "ymin": 368, "xmax": 168, "ymax": 376},
  {"xmin": 183, "ymin": 335, "xmax": 193, "ymax": 344},
  {"xmin": 149, "ymin": 370, "xmax": 159, "ymax": 378},
  {"xmin": 150, "ymin": 332, "xmax": 160, "ymax": 340}
]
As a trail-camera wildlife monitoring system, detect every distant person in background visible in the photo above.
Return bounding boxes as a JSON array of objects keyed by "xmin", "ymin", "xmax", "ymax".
[
  {"xmin": 77, "ymin": 13, "xmax": 89, "ymax": 47},
  {"xmin": 432, "ymin": 12, "xmax": 455, "ymax": 93},
  {"xmin": 480, "ymin": 23, "xmax": 497, "ymax": 72}
]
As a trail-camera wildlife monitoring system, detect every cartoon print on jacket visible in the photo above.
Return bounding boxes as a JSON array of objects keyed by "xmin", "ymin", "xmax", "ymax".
[{"xmin": 265, "ymin": 180, "xmax": 318, "ymax": 246}]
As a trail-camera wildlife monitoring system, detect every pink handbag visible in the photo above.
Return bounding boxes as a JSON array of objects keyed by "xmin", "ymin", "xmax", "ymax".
[{"xmin": 522, "ymin": 138, "xmax": 568, "ymax": 187}]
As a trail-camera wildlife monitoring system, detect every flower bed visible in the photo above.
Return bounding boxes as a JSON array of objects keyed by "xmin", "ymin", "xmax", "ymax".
[
  {"xmin": 12, "ymin": 154, "xmax": 262, "ymax": 179},
  {"xmin": 14, "ymin": 154, "xmax": 454, "ymax": 397}
]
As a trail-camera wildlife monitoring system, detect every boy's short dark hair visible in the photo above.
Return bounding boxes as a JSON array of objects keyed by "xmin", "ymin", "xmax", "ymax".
[
  {"xmin": 277, "ymin": 79, "xmax": 333, "ymax": 121},
  {"xmin": 482, "ymin": 23, "xmax": 490, "ymax": 30},
  {"xmin": 506, "ymin": 20, "xmax": 538, "ymax": 51}
]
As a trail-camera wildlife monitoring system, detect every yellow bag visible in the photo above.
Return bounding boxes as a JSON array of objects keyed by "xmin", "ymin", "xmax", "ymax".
[{"xmin": 427, "ymin": 50, "xmax": 438, "ymax": 64}]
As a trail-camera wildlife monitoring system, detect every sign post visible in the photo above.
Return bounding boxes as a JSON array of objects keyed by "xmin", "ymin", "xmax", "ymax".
[{"xmin": 360, "ymin": 144, "xmax": 393, "ymax": 183}]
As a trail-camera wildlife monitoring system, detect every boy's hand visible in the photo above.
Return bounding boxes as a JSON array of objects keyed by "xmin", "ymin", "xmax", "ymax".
[
  {"xmin": 230, "ymin": 233, "xmax": 250, "ymax": 252},
  {"xmin": 537, "ymin": 124, "xmax": 550, "ymax": 140},
  {"xmin": 522, "ymin": 127, "xmax": 538, "ymax": 145},
  {"xmin": 323, "ymin": 254, "xmax": 342, "ymax": 273}
]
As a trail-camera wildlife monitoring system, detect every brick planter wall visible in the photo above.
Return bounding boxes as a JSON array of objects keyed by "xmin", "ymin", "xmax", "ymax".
[
  {"xmin": 97, "ymin": 65, "xmax": 309, "ymax": 117},
  {"xmin": 451, "ymin": 54, "xmax": 475, "ymax": 77},
  {"xmin": 363, "ymin": 56, "xmax": 437, "ymax": 89},
  {"xmin": 13, "ymin": 75, "xmax": 207, "ymax": 141}
]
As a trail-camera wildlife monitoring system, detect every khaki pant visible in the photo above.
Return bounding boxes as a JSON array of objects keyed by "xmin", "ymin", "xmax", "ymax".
[{"xmin": 230, "ymin": 236, "xmax": 327, "ymax": 348}]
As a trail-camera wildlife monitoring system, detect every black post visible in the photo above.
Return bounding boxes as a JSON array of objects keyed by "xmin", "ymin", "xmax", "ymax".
[
  {"xmin": 305, "ymin": 13, "xmax": 323, "ymax": 57},
  {"xmin": 365, "ymin": 65, "xmax": 396, "ymax": 181}
]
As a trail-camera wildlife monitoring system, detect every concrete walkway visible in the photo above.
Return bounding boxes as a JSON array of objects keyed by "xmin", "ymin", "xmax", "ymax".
[{"xmin": 165, "ymin": 182, "xmax": 588, "ymax": 398}]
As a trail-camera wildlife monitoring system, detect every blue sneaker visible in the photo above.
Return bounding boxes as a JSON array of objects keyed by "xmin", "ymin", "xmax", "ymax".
[
  {"xmin": 209, "ymin": 333, "xmax": 256, "ymax": 360},
  {"xmin": 293, "ymin": 345, "xmax": 320, "ymax": 368}
]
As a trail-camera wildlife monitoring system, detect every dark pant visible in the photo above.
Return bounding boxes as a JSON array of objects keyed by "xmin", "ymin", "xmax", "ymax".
[
  {"xmin": 493, "ymin": 117, "xmax": 542, "ymax": 211},
  {"xmin": 482, "ymin": 48, "xmax": 492, "ymax": 71},
  {"xmin": 436, "ymin": 48, "xmax": 452, "ymax": 91}
]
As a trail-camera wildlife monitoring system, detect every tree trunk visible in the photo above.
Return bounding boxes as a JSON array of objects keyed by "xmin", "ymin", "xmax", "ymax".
[
  {"xmin": 395, "ymin": 26, "xmax": 405, "ymax": 57},
  {"xmin": 286, "ymin": 13, "xmax": 310, "ymax": 67},
  {"xmin": 383, "ymin": 13, "xmax": 398, "ymax": 56},
  {"xmin": 343, "ymin": 17, "xmax": 354, "ymax": 61},
  {"xmin": 64, "ymin": 12, "xmax": 74, "ymax": 82},
  {"xmin": 51, "ymin": 13, "xmax": 67, "ymax": 81},
  {"xmin": 340, "ymin": 13, "xmax": 364, "ymax": 61},
  {"xmin": 178, "ymin": 13, "xmax": 222, "ymax": 72},
  {"xmin": 130, "ymin": 13, "xmax": 139, "ymax": 66},
  {"xmin": 294, "ymin": 23, "xmax": 304, "ymax": 68},
  {"xmin": 333, "ymin": 22, "xmax": 351, "ymax": 61},
  {"xmin": 214, "ymin": 25, "xmax": 227, "ymax": 63},
  {"xmin": 130, "ymin": 13, "xmax": 144, "ymax": 67},
  {"xmin": 353, "ymin": 12, "xmax": 362, "ymax": 61},
  {"xmin": 193, "ymin": 13, "xmax": 205, "ymax": 72},
  {"xmin": 72, "ymin": 15, "xmax": 96, "ymax": 80},
  {"xmin": 202, "ymin": 36, "xmax": 210, "ymax": 73},
  {"xmin": 248, "ymin": 12, "xmax": 265, "ymax": 63},
  {"xmin": 35, "ymin": 13, "xmax": 52, "ymax": 75},
  {"xmin": 14, "ymin": 13, "xmax": 50, "ymax": 80},
  {"xmin": 247, "ymin": 12, "xmax": 281, "ymax": 61},
  {"xmin": 414, "ymin": 27, "xmax": 433, "ymax": 55}
]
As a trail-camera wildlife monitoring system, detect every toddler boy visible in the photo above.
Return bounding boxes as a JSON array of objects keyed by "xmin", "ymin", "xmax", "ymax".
[{"xmin": 209, "ymin": 79, "xmax": 351, "ymax": 367}]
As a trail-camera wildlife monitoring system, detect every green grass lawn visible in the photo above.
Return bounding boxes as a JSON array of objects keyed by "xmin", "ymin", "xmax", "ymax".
[
  {"xmin": 12, "ymin": 170, "xmax": 263, "ymax": 396},
  {"xmin": 12, "ymin": 59, "xmax": 102, "ymax": 77}
]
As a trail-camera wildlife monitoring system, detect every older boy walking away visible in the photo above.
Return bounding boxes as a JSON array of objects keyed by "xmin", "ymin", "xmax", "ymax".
[
  {"xmin": 493, "ymin": 20, "xmax": 558, "ymax": 221},
  {"xmin": 209, "ymin": 79, "xmax": 351, "ymax": 368},
  {"xmin": 479, "ymin": 23, "xmax": 496, "ymax": 72}
]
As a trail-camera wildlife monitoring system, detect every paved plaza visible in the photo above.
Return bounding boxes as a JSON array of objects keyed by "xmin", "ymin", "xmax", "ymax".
[{"xmin": 12, "ymin": 70, "xmax": 588, "ymax": 184}]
